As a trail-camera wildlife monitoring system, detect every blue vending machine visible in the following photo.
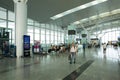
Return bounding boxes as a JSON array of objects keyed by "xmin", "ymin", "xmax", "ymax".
[{"xmin": 23, "ymin": 35, "xmax": 30, "ymax": 57}]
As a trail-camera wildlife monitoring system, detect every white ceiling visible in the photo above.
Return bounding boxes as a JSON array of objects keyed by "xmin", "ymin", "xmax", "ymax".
[{"xmin": 0, "ymin": 0, "xmax": 120, "ymax": 28}]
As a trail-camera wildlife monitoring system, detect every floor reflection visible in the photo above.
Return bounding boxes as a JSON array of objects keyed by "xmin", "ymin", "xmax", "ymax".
[
  {"xmin": 94, "ymin": 47, "xmax": 119, "ymax": 62},
  {"xmin": 83, "ymin": 51, "xmax": 86, "ymax": 58}
]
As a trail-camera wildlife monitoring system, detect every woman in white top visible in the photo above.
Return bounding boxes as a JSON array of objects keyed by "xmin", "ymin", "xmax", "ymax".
[{"xmin": 69, "ymin": 43, "xmax": 77, "ymax": 64}]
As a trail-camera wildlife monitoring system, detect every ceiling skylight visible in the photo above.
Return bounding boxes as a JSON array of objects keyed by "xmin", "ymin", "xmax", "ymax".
[
  {"xmin": 50, "ymin": 0, "xmax": 108, "ymax": 20},
  {"xmin": 111, "ymin": 9, "xmax": 120, "ymax": 14},
  {"xmin": 90, "ymin": 15, "xmax": 98, "ymax": 20},
  {"xmin": 99, "ymin": 12, "xmax": 110, "ymax": 17},
  {"xmin": 73, "ymin": 8, "xmax": 120, "ymax": 25},
  {"xmin": 73, "ymin": 21, "xmax": 80, "ymax": 24}
]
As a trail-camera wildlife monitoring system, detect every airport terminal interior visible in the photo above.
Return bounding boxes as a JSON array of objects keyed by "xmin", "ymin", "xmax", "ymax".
[{"xmin": 0, "ymin": 0, "xmax": 120, "ymax": 80}]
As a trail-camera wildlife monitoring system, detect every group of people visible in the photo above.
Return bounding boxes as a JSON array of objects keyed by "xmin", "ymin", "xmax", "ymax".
[
  {"xmin": 48, "ymin": 44, "xmax": 67, "ymax": 53},
  {"xmin": 48, "ymin": 43, "xmax": 82, "ymax": 64}
]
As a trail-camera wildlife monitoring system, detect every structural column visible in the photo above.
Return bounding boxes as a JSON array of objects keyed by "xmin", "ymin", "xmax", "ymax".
[
  {"xmin": 13, "ymin": 0, "xmax": 28, "ymax": 57},
  {"xmin": 81, "ymin": 30, "xmax": 87, "ymax": 44}
]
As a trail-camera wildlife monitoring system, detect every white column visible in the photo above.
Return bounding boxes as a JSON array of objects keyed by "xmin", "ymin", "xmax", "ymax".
[
  {"xmin": 13, "ymin": 0, "xmax": 28, "ymax": 57},
  {"xmin": 87, "ymin": 31, "xmax": 90, "ymax": 43}
]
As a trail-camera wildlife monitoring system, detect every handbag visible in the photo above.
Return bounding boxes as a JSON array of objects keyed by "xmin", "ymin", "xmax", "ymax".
[{"xmin": 68, "ymin": 54, "xmax": 71, "ymax": 60}]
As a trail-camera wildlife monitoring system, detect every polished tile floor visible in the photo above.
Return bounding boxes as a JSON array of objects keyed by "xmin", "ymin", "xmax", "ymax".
[{"xmin": 0, "ymin": 45, "xmax": 120, "ymax": 80}]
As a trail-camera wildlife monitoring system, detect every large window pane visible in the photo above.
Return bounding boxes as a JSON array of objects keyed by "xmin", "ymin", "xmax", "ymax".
[
  {"xmin": 0, "ymin": 7, "xmax": 6, "ymax": 11},
  {"xmin": 55, "ymin": 31, "xmax": 57, "ymax": 36},
  {"xmin": 35, "ymin": 27, "xmax": 40, "ymax": 33},
  {"xmin": 41, "ymin": 24, "xmax": 46, "ymax": 28},
  {"xmin": 46, "ymin": 24, "xmax": 50, "ymax": 29},
  {"xmin": 58, "ymin": 37, "xmax": 60, "ymax": 41},
  {"xmin": 9, "ymin": 40, "xmax": 15, "ymax": 44},
  {"xmin": 55, "ymin": 41, "xmax": 57, "ymax": 44},
  {"xmin": 0, "ymin": 9, "xmax": 6, "ymax": 19},
  {"xmin": 46, "ymin": 34, "xmax": 50, "ymax": 41},
  {"xmin": 8, "ymin": 11, "xmax": 15, "ymax": 21},
  {"xmin": 51, "ymin": 36, "xmax": 54, "ymax": 43},
  {"xmin": 27, "ymin": 26, "xmax": 33, "ymax": 33},
  {"xmin": 100, "ymin": 28, "xmax": 120, "ymax": 43},
  {"xmin": 27, "ymin": 33, "xmax": 33, "ymax": 41},
  {"xmin": 0, "ymin": 20, "xmax": 6, "ymax": 28},
  {"xmin": 27, "ymin": 19, "xmax": 34, "ymax": 25},
  {"xmin": 8, "ymin": 21, "xmax": 15, "ymax": 30},
  {"xmin": 35, "ymin": 33, "xmax": 40, "ymax": 40},
  {"xmin": 46, "ymin": 30, "xmax": 50, "ymax": 35},
  {"xmin": 61, "ymin": 33, "xmax": 64, "ymax": 42},
  {"xmin": 35, "ymin": 22, "xmax": 39, "ymax": 26},
  {"xmin": 51, "ymin": 40, "xmax": 53, "ymax": 44},
  {"xmin": 51, "ymin": 31, "xmax": 54, "ymax": 42},
  {"xmin": 55, "ymin": 36, "xmax": 57, "ymax": 42},
  {"xmin": 8, "ymin": 22, "xmax": 15, "ymax": 40},
  {"xmin": 41, "ymin": 35, "xmax": 45, "ymax": 44},
  {"xmin": 8, "ymin": 30, "xmax": 15, "ymax": 40},
  {"xmin": 51, "ymin": 31, "xmax": 54, "ymax": 35},
  {"xmin": 46, "ymin": 40, "xmax": 50, "ymax": 43},
  {"xmin": 54, "ymin": 25, "xmax": 58, "ymax": 30},
  {"xmin": 51, "ymin": 25, "xmax": 54, "ymax": 30},
  {"xmin": 30, "ymin": 40, "xmax": 33, "ymax": 44},
  {"xmin": 41, "ymin": 28, "xmax": 45, "ymax": 34},
  {"xmin": 58, "ymin": 32, "xmax": 60, "ymax": 37}
]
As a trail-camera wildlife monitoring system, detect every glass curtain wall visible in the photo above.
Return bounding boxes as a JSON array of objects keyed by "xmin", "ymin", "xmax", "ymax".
[
  {"xmin": 0, "ymin": 7, "xmax": 65, "ymax": 46},
  {"xmin": 101, "ymin": 29, "xmax": 120, "ymax": 43},
  {"xmin": 27, "ymin": 20, "xmax": 65, "ymax": 45},
  {"xmin": 0, "ymin": 7, "xmax": 15, "ymax": 44},
  {"xmin": 92, "ymin": 21, "xmax": 120, "ymax": 43}
]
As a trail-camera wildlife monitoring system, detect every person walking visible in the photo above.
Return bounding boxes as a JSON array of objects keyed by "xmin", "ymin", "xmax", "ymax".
[
  {"xmin": 69, "ymin": 43, "xmax": 77, "ymax": 64},
  {"xmin": 103, "ymin": 43, "xmax": 107, "ymax": 53},
  {"xmin": 83, "ymin": 43, "xmax": 86, "ymax": 52}
]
